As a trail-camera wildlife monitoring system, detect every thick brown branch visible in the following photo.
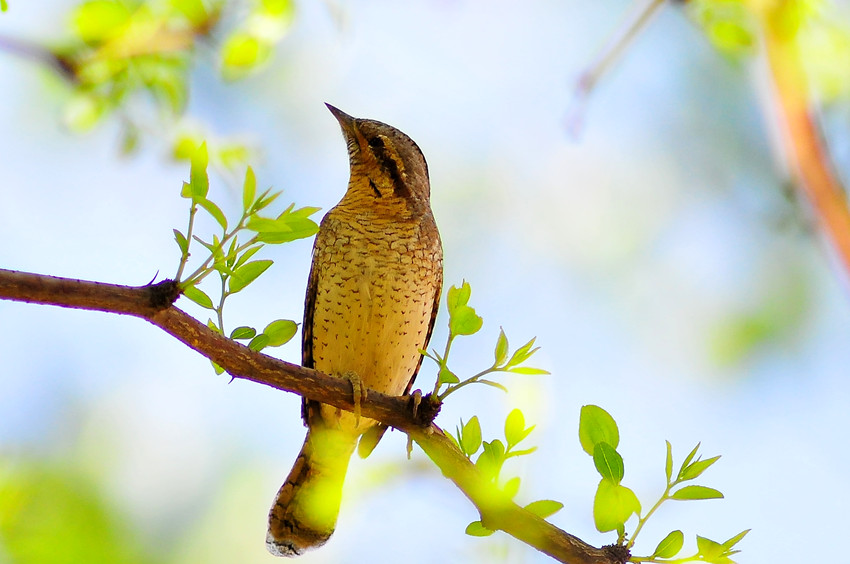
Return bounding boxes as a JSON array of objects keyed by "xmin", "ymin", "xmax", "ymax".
[{"xmin": 0, "ymin": 268, "xmax": 623, "ymax": 564}]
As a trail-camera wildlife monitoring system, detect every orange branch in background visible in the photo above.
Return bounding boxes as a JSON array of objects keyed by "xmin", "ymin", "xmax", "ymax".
[{"xmin": 762, "ymin": 11, "xmax": 850, "ymax": 280}]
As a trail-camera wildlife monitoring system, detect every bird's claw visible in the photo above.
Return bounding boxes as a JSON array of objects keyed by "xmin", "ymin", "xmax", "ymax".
[{"xmin": 341, "ymin": 370, "xmax": 366, "ymax": 426}]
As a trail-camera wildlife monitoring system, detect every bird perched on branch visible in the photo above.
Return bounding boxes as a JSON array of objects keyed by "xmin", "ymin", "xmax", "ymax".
[{"xmin": 266, "ymin": 104, "xmax": 443, "ymax": 557}]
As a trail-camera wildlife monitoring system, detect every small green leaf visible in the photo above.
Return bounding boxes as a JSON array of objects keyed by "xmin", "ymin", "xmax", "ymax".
[
  {"xmin": 243, "ymin": 166, "xmax": 257, "ymax": 212},
  {"xmin": 504, "ymin": 446, "xmax": 537, "ymax": 458},
  {"xmin": 263, "ymin": 319, "xmax": 297, "ymax": 347},
  {"xmin": 211, "ymin": 359, "xmax": 225, "ymax": 375},
  {"xmin": 173, "ymin": 229, "xmax": 189, "ymax": 255},
  {"xmin": 494, "ymin": 328, "xmax": 509, "ymax": 366},
  {"xmin": 665, "ymin": 440, "xmax": 673, "ymax": 484},
  {"xmin": 71, "ymin": 0, "xmax": 130, "ymax": 43},
  {"xmin": 593, "ymin": 442, "xmax": 624, "ymax": 484},
  {"xmin": 197, "ymin": 197, "xmax": 228, "ymax": 231},
  {"xmin": 1, "ymin": 0, "xmax": 8, "ymax": 12},
  {"xmin": 230, "ymin": 326, "xmax": 257, "ymax": 340},
  {"xmin": 460, "ymin": 416, "xmax": 482, "ymax": 456},
  {"xmin": 507, "ymin": 366, "xmax": 549, "ymax": 375},
  {"xmin": 477, "ymin": 379, "xmax": 508, "ymax": 393},
  {"xmin": 248, "ymin": 333, "xmax": 270, "ymax": 351},
  {"xmin": 670, "ymin": 485, "xmax": 724, "ymax": 501},
  {"xmin": 696, "ymin": 535, "xmax": 724, "ymax": 560},
  {"xmin": 505, "ymin": 337, "xmax": 540, "ymax": 368},
  {"xmin": 681, "ymin": 455, "xmax": 721, "ymax": 481},
  {"xmin": 206, "ymin": 318, "xmax": 220, "ymax": 334},
  {"xmin": 221, "ymin": 32, "xmax": 272, "ymax": 79},
  {"xmin": 438, "ymin": 366, "xmax": 459, "ymax": 385},
  {"xmin": 229, "ymin": 259, "xmax": 273, "ymax": 293},
  {"xmin": 678, "ymin": 443, "xmax": 701, "ymax": 480},
  {"xmin": 524, "ymin": 499, "xmax": 563, "ymax": 519},
  {"xmin": 593, "ymin": 480, "xmax": 640, "ymax": 533},
  {"xmin": 653, "ymin": 530, "xmax": 684, "ymax": 559},
  {"xmin": 579, "ymin": 405, "xmax": 619, "ymax": 456},
  {"xmin": 722, "ymin": 529, "xmax": 750, "ymax": 549},
  {"xmin": 476, "ymin": 440, "xmax": 505, "ymax": 481},
  {"xmin": 234, "ymin": 246, "xmax": 263, "ymax": 271},
  {"xmin": 465, "ymin": 521, "xmax": 494, "ymax": 537},
  {"xmin": 252, "ymin": 188, "xmax": 281, "ymax": 213},
  {"xmin": 182, "ymin": 285, "xmax": 214, "ymax": 309},
  {"xmin": 450, "ymin": 305, "xmax": 483, "ymax": 336},
  {"xmin": 501, "ymin": 476, "xmax": 520, "ymax": 499},
  {"xmin": 446, "ymin": 281, "xmax": 472, "ymax": 314},
  {"xmin": 189, "ymin": 142, "xmax": 209, "ymax": 200},
  {"xmin": 504, "ymin": 409, "xmax": 529, "ymax": 448}
]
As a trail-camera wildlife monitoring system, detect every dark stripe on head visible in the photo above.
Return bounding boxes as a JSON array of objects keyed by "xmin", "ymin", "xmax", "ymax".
[{"xmin": 368, "ymin": 136, "xmax": 410, "ymax": 198}]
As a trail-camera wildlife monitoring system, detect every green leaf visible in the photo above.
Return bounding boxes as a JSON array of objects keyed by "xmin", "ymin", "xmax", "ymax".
[
  {"xmin": 670, "ymin": 485, "xmax": 724, "ymax": 501},
  {"xmin": 653, "ymin": 530, "xmax": 684, "ymax": 559},
  {"xmin": 230, "ymin": 326, "xmax": 256, "ymax": 340},
  {"xmin": 263, "ymin": 319, "xmax": 297, "ymax": 347},
  {"xmin": 243, "ymin": 166, "xmax": 257, "ymax": 212},
  {"xmin": 494, "ymin": 327, "xmax": 509, "ymax": 366},
  {"xmin": 504, "ymin": 446, "xmax": 537, "ymax": 458},
  {"xmin": 211, "ymin": 359, "xmax": 225, "ymax": 375},
  {"xmin": 173, "ymin": 228, "xmax": 189, "ymax": 256},
  {"xmin": 678, "ymin": 443, "xmax": 701, "ymax": 480},
  {"xmin": 206, "ymin": 318, "xmax": 220, "ymax": 334},
  {"xmin": 248, "ymin": 212, "xmax": 320, "ymax": 244},
  {"xmin": 189, "ymin": 142, "xmax": 209, "ymax": 200},
  {"xmin": 1, "ymin": 0, "xmax": 8, "ymax": 12},
  {"xmin": 446, "ymin": 281, "xmax": 472, "ymax": 314},
  {"xmin": 229, "ymin": 259, "xmax": 273, "ymax": 293},
  {"xmin": 248, "ymin": 333, "xmax": 270, "ymax": 351},
  {"xmin": 507, "ymin": 366, "xmax": 549, "ymax": 375},
  {"xmin": 449, "ymin": 305, "xmax": 483, "ymax": 336},
  {"xmin": 681, "ymin": 455, "xmax": 721, "ymax": 481},
  {"xmin": 593, "ymin": 442, "xmax": 624, "ymax": 484},
  {"xmin": 722, "ymin": 529, "xmax": 750, "ymax": 549},
  {"xmin": 524, "ymin": 499, "xmax": 563, "ymax": 519},
  {"xmin": 465, "ymin": 521, "xmax": 494, "ymax": 537},
  {"xmin": 252, "ymin": 188, "xmax": 281, "ymax": 213},
  {"xmin": 593, "ymin": 480, "xmax": 640, "ymax": 533},
  {"xmin": 665, "ymin": 440, "xmax": 673, "ymax": 484},
  {"xmin": 505, "ymin": 337, "xmax": 540, "ymax": 368},
  {"xmin": 221, "ymin": 33, "xmax": 272, "ymax": 79},
  {"xmin": 197, "ymin": 197, "xmax": 228, "ymax": 231},
  {"xmin": 460, "ymin": 416, "xmax": 482, "ymax": 456},
  {"xmin": 696, "ymin": 535, "xmax": 724, "ymax": 561},
  {"xmin": 438, "ymin": 366, "xmax": 459, "ymax": 385},
  {"xmin": 477, "ymin": 379, "xmax": 508, "ymax": 393},
  {"xmin": 234, "ymin": 245, "xmax": 263, "ymax": 270},
  {"xmin": 182, "ymin": 285, "xmax": 214, "ymax": 309},
  {"xmin": 504, "ymin": 408, "xmax": 526, "ymax": 448},
  {"xmin": 71, "ymin": 0, "xmax": 130, "ymax": 43},
  {"xmin": 578, "ymin": 405, "xmax": 619, "ymax": 456},
  {"xmin": 476, "ymin": 440, "xmax": 505, "ymax": 481},
  {"xmin": 501, "ymin": 476, "xmax": 520, "ymax": 499}
]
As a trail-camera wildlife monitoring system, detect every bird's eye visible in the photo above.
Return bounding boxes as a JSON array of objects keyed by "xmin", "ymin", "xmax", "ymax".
[{"xmin": 368, "ymin": 136, "xmax": 386, "ymax": 149}]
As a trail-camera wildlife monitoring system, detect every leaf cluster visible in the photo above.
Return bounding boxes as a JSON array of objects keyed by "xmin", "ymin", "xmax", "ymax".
[
  {"xmin": 579, "ymin": 405, "xmax": 748, "ymax": 563},
  {"xmin": 173, "ymin": 142, "xmax": 319, "ymax": 372},
  {"xmin": 448, "ymin": 409, "xmax": 563, "ymax": 537},
  {"xmin": 424, "ymin": 281, "xmax": 548, "ymax": 401}
]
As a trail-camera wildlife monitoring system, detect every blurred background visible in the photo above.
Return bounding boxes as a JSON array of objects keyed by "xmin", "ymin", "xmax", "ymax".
[{"xmin": 2, "ymin": 0, "xmax": 850, "ymax": 562}]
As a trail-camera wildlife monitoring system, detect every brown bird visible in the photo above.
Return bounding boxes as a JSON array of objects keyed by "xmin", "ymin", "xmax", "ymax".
[{"xmin": 266, "ymin": 105, "xmax": 443, "ymax": 557}]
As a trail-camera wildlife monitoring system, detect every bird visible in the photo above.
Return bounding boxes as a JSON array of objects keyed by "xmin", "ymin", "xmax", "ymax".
[{"xmin": 266, "ymin": 104, "xmax": 443, "ymax": 557}]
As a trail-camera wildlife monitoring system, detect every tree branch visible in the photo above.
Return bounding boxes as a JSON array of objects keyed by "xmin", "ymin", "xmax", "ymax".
[{"xmin": 0, "ymin": 268, "xmax": 623, "ymax": 564}]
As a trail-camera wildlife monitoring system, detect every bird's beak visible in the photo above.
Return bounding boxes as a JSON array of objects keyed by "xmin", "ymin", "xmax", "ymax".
[{"xmin": 326, "ymin": 103, "xmax": 357, "ymax": 137}]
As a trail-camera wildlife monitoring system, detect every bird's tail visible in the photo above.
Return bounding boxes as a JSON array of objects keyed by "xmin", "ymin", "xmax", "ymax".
[{"xmin": 266, "ymin": 424, "xmax": 358, "ymax": 557}]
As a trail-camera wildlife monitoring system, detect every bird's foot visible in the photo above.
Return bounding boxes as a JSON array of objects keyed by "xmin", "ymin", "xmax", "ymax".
[{"xmin": 341, "ymin": 370, "xmax": 366, "ymax": 426}]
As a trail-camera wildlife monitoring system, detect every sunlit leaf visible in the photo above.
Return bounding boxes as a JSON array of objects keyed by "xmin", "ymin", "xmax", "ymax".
[
  {"xmin": 263, "ymin": 319, "xmax": 297, "ymax": 347},
  {"xmin": 248, "ymin": 333, "xmax": 270, "ymax": 351},
  {"xmin": 681, "ymin": 455, "xmax": 721, "ymax": 481},
  {"xmin": 593, "ymin": 480, "xmax": 640, "ymax": 533},
  {"xmin": 494, "ymin": 327, "xmax": 509, "ymax": 366},
  {"xmin": 243, "ymin": 166, "xmax": 257, "ymax": 212},
  {"xmin": 182, "ymin": 284, "xmax": 214, "ymax": 309},
  {"xmin": 670, "ymin": 485, "xmax": 724, "ymax": 501},
  {"xmin": 476, "ymin": 379, "xmax": 508, "ymax": 393},
  {"xmin": 579, "ymin": 405, "xmax": 619, "ymax": 456},
  {"xmin": 722, "ymin": 529, "xmax": 750, "ymax": 549},
  {"xmin": 197, "ymin": 197, "xmax": 227, "ymax": 231},
  {"xmin": 507, "ymin": 366, "xmax": 549, "ymax": 375},
  {"xmin": 501, "ymin": 476, "xmax": 520, "ymax": 499},
  {"xmin": 221, "ymin": 32, "xmax": 272, "ymax": 79},
  {"xmin": 593, "ymin": 442, "xmax": 624, "ymax": 484},
  {"xmin": 665, "ymin": 440, "xmax": 673, "ymax": 483},
  {"xmin": 465, "ymin": 521, "xmax": 494, "ymax": 537},
  {"xmin": 696, "ymin": 535, "xmax": 725, "ymax": 561},
  {"xmin": 71, "ymin": 0, "xmax": 130, "ymax": 43},
  {"xmin": 653, "ymin": 530, "xmax": 684, "ymax": 559},
  {"xmin": 438, "ymin": 366, "xmax": 459, "ymax": 385},
  {"xmin": 173, "ymin": 228, "xmax": 189, "ymax": 255},
  {"xmin": 189, "ymin": 142, "xmax": 209, "ymax": 200},
  {"xmin": 524, "ymin": 499, "xmax": 563, "ymax": 519},
  {"xmin": 460, "ymin": 416, "xmax": 482, "ymax": 456},
  {"xmin": 228, "ymin": 259, "xmax": 273, "ymax": 293},
  {"xmin": 230, "ymin": 326, "xmax": 256, "ymax": 340},
  {"xmin": 678, "ymin": 443, "xmax": 701, "ymax": 480}
]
